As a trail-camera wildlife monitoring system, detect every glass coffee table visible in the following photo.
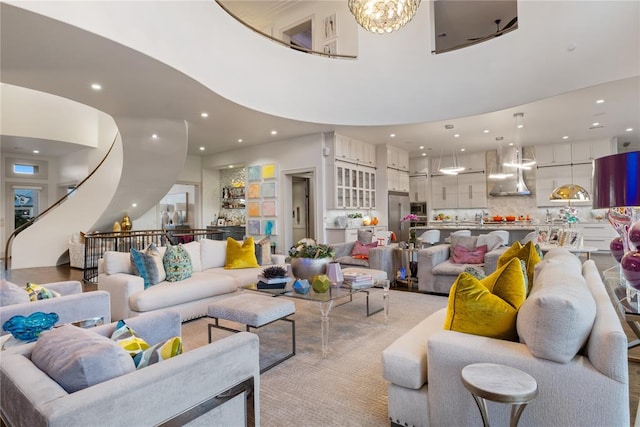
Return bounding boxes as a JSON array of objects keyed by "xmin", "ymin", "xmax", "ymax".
[
  {"xmin": 241, "ymin": 279, "xmax": 390, "ymax": 358},
  {"xmin": 602, "ymin": 266, "xmax": 640, "ymax": 362}
]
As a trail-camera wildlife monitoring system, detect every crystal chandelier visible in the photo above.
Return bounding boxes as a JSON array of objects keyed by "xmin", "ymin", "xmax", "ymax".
[{"xmin": 348, "ymin": 0, "xmax": 421, "ymax": 34}]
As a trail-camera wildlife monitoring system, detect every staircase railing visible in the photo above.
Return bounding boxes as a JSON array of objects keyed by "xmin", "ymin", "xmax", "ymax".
[
  {"xmin": 3, "ymin": 132, "xmax": 119, "ymax": 271},
  {"xmin": 83, "ymin": 228, "xmax": 223, "ymax": 283}
]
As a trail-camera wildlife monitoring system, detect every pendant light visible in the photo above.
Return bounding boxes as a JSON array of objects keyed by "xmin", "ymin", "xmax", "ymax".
[
  {"xmin": 438, "ymin": 124, "xmax": 465, "ymax": 175},
  {"xmin": 348, "ymin": 0, "xmax": 421, "ymax": 34},
  {"xmin": 502, "ymin": 113, "xmax": 536, "ymax": 169}
]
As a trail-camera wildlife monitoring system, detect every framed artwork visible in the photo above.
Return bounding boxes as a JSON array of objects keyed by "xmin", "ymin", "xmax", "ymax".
[
  {"xmin": 247, "ymin": 220, "xmax": 261, "ymax": 235},
  {"xmin": 247, "ymin": 201, "xmax": 261, "ymax": 217},
  {"xmin": 262, "ymin": 163, "xmax": 276, "ymax": 179},
  {"xmin": 261, "ymin": 200, "xmax": 276, "ymax": 217},
  {"xmin": 247, "ymin": 183, "xmax": 261, "ymax": 199},
  {"xmin": 247, "ymin": 165, "xmax": 261, "ymax": 181},
  {"xmin": 262, "ymin": 219, "xmax": 277, "ymax": 236},
  {"xmin": 323, "ymin": 40, "xmax": 337, "ymax": 55},
  {"xmin": 262, "ymin": 182, "xmax": 276, "ymax": 198},
  {"xmin": 324, "ymin": 14, "xmax": 336, "ymax": 39}
]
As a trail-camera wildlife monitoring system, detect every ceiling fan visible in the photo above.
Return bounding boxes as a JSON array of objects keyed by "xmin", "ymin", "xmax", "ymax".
[{"xmin": 467, "ymin": 17, "xmax": 518, "ymax": 41}]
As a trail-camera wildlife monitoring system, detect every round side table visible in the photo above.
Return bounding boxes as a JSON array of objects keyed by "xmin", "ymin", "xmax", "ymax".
[{"xmin": 461, "ymin": 363, "xmax": 538, "ymax": 427}]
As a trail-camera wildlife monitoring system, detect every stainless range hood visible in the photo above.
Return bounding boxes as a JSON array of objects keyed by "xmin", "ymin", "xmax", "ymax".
[{"xmin": 488, "ymin": 147, "xmax": 532, "ymax": 196}]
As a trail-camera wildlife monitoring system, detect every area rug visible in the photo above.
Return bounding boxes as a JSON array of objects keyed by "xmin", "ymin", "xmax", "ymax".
[{"xmin": 181, "ymin": 289, "xmax": 448, "ymax": 426}]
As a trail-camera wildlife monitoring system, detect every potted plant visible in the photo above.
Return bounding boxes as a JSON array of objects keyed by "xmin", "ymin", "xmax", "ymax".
[{"xmin": 288, "ymin": 238, "xmax": 336, "ymax": 280}]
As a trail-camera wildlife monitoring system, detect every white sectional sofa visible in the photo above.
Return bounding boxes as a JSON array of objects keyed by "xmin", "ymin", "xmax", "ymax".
[
  {"xmin": 383, "ymin": 248, "xmax": 629, "ymax": 427},
  {"xmin": 98, "ymin": 239, "xmax": 285, "ymax": 321}
]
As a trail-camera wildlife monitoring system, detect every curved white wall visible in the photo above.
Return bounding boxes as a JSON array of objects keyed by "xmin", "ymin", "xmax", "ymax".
[{"xmin": 10, "ymin": 1, "xmax": 639, "ymax": 126}]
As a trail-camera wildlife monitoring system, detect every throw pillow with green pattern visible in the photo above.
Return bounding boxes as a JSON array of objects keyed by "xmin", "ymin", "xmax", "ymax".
[
  {"xmin": 25, "ymin": 283, "xmax": 61, "ymax": 301},
  {"xmin": 110, "ymin": 320, "xmax": 181, "ymax": 369},
  {"xmin": 163, "ymin": 244, "xmax": 193, "ymax": 282}
]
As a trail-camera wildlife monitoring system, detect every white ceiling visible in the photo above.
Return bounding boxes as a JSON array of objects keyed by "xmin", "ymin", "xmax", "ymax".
[{"xmin": 0, "ymin": 2, "xmax": 638, "ymax": 160}]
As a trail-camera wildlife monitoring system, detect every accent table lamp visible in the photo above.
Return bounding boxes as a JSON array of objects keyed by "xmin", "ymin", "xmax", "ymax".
[{"xmin": 592, "ymin": 151, "xmax": 640, "ymax": 289}]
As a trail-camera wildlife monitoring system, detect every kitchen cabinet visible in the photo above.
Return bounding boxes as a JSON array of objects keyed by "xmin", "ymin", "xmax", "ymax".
[
  {"xmin": 573, "ymin": 223, "xmax": 618, "ymax": 251},
  {"xmin": 388, "ymin": 168, "xmax": 410, "ymax": 193},
  {"xmin": 571, "ymin": 140, "xmax": 613, "ymax": 164},
  {"xmin": 330, "ymin": 161, "xmax": 376, "ymax": 209},
  {"xmin": 456, "ymin": 172, "xmax": 488, "ymax": 208},
  {"xmin": 387, "ymin": 146, "xmax": 410, "ymax": 171},
  {"xmin": 459, "ymin": 151, "xmax": 486, "ymax": 173},
  {"xmin": 431, "ymin": 174, "xmax": 458, "ymax": 209},
  {"xmin": 333, "ymin": 134, "xmax": 376, "ymax": 166},
  {"xmin": 431, "ymin": 172, "xmax": 487, "ymax": 209},
  {"xmin": 409, "ymin": 157, "xmax": 429, "ymax": 175},
  {"xmin": 535, "ymin": 144, "xmax": 573, "ymax": 166},
  {"xmin": 409, "ymin": 175, "xmax": 428, "ymax": 202}
]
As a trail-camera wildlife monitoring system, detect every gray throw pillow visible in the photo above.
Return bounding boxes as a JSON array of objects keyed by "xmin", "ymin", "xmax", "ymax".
[
  {"xmin": 450, "ymin": 235, "xmax": 478, "ymax": 250},
  {"xmin": 32, "ymin": 325, "xmax": 135, "ymax": 393},
  {"xmin": 357, "ymin": 229, "xmax": 373, "ymax": 244},
  {"xmin": 0, "ymin": 280, "xmax": 30, "ymax": 306}
]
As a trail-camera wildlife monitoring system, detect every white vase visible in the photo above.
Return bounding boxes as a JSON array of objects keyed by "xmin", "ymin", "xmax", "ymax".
[
  {"xmin": 326, "ymin": 262, "xmax": 344, "ymax": 287},
  {"xmin": 171, "ymin": 211, "xmax": 181, "ymax": 225}
]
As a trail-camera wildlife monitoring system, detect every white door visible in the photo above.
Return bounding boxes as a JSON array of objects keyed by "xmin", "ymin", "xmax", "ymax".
[{"xmin": 292, "ymin": 177, "xmax": 309, "ymax": 243}]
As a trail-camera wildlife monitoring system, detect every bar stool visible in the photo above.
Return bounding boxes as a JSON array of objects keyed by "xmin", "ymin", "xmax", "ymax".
[
  {"xmin": 461, "ymin": 363, "xmax": 538, "ymax": 427},
  {"xmin": 419, "ymin": 230, "xmax": 440, "ymax": 247}
]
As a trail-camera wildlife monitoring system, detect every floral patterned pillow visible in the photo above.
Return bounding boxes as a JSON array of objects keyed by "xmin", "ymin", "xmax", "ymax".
[{"xmin": 162, "ymin": 244, "xmax": 192, "ymax": 282}]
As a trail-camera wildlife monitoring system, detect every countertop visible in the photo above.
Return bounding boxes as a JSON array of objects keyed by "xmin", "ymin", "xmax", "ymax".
[{"xmin": 415, "ymin": 222, "xmax": 536, "ymax": 230}]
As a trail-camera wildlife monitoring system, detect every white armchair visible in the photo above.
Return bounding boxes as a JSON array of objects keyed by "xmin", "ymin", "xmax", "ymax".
[{"xmin": 0, "ymin": 280, "xmax": 111, "ymax": 336}]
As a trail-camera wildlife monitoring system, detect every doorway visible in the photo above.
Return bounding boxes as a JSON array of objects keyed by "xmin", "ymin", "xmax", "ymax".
[{"xmin": 291, "ymin": 176, "xmax": 310, "ymax": 244}]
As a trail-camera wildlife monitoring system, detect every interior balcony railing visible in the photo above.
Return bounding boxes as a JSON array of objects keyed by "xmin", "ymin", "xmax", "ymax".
[
  {"xmin": 3, "ymin": 132, "xmax": 119, "ymax": 272},
  {"xmin": 83, "ymin": 228, "xmax": 225, "ymax": 284},
  {"xmin": 215, "ymin": 0, "xmax": 357, "ymax": 60}
]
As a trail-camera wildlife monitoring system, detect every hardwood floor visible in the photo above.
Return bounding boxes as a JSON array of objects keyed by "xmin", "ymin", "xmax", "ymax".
[{"xmin": 2, "ymin": 254, "xmax": 638, "ymax": 424}]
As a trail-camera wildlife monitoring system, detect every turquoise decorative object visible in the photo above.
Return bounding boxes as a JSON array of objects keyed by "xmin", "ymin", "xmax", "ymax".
[
  {"xmin": 312, "ymin": 274, "xmax": 331, "ymax": 294},
  {"xmin": 3, "ymin": 312, "xmax": 59, "ymax": 342},
  {"xmin": 293, "ymin": 279, "xmax": 310, "ymax": 295}
]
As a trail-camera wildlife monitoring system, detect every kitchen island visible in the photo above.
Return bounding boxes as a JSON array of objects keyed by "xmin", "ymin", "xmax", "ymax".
[{"xmin": 413, "ymin": 222, "xmax": 537, "ymax": 245}]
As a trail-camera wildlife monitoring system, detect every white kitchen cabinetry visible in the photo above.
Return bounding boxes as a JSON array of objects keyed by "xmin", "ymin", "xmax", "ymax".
[
  {"xmin": 571, "ymin": 140, "xmax": 613, "ymax": 164},
  {"xmin": 535, "ymin": 144, "xmax": 573, "ymax": 166},
  {"xmin": 431, "ymin": 174, "xmax": 458, "ymax": 209},
  {"xmin": 409, "ymin": 175, "xmax": 429, "ymax": 202},
  {"xmin": 387, "ymin": 146, "xmax": 410, "ymax": 171},
  {"xmin": 573, "ymin": 223, "xmax": 617, "ymax": 251},
  {"xmin": 331, "ymin": 162, "xmax": 376, "ymax": 209},
  {"xmin": 456, "ymin": 172, "xmax": 488, "ymax": 208},
  {"xmin": 409, "ymin": 157, "xmax": 429, "ymax": 175},
  {"xmin": 459, "ymin": 151, "xmax": 486, "ymax": 173},
  {"xmin": 333, "ymin": 134, "xmax": 376, "ymax": 166},
  {"xmin": 388, "ymin": 168, "xmax": 410, "ymax": 193},
  {"xmin": 535, "ymin": 166, "xmax": 571, "ymax": 207}
]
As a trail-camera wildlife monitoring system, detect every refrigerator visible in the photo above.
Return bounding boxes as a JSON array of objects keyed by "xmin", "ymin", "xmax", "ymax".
[{"xmin": 388, "ymin": 192, "xmax": 411, "ymax": 243}]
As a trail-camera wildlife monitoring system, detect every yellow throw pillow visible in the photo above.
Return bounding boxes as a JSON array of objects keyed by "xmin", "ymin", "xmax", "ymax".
[
  {"xmin": 497, "ymin": 240, "xmax": 541, "ymax": 287},
  {"xmin": 25, "ymin": 283, "xmax": 61, "ymax": 301},
  {"xmin": 444, "ymin": 257, "xmax": 527, "ymax": 341},
  {"xmin": 225, "ymin": 237, "xmax": 260, "ymax": 269}
]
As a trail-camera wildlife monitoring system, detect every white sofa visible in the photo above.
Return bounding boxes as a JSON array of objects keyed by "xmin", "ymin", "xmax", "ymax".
[
  {"xmin": 383, "ymin": 248, "xmax": 629, "ymax": 427},
  {"xmin": 98, "ymin": 239, "xmax": 286, "ymax": 321}
]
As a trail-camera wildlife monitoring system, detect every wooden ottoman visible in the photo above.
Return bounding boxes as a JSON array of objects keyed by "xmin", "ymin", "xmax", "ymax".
[{"xmin": 208, "ymin": 293, "xmax": 295, "ymax": 373}]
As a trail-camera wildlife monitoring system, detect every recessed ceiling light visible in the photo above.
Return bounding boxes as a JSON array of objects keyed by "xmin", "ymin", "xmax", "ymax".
[
  {"xmin": 626, "ymin": 128, "xmax": 634, "ymax": 132},
  {"xmin": 201, "ymin": 112, "xmax": 209, "ymax": 118},
  {"xmin": 390, "ymin": 133, "xmax": 396, "ymax": 138},
  {"xmin": 563, "ymin": 136, "xmax": 569, "ymax": 140},
  {"xmin": 460, "ymin": 148, "xmax": 466, "ymax": 152},
  {"xmin": 483, "ymin": 129, "xmax": 490, "ymax": 134},
  {"xmin": 32, "ymin": 150, "xmax": 39, "ymax": 154},
  {"xmin": 508, "ymin": 142, "xmax": 514, "ymax": 146},
  {"xmin": 419, "ymin": 145, "xmax": 424, "ymax": 150},
  {"xmin": 270, "ymin": 130, "xmax": 278, "ymax": 135},
  {"xmin": 421, "ymin": 153, "xmax": 427, "ymax": 156},
  {"xmin": 132, "ymin": 203, "xmax": 137, "ymax": 207},
  {"xmin": 152, "ymin": 134, "xmax": 158, "ymax": 139},
  {"xmin": 199, "ymin": 146, "xmax": 205, "ymax": 151},
  {"xmin": 90, "ymin": 83, "xmax": 102, "ymax": 90},
  {"xmin": 454, "ymin": 134, "xmax": 460, "ymax": 138},
  {"xmin": 592, "ymin": 122, "xmax": 600, "ymax": 127},
  {"xmin": 237, "ymin": 139, "xmax": 243, "ymax": 143},
  {"xmin": 596, "ymin": 99, "xmax": 605, "ymax": 104},
  {"xmin": 228, "ymin": 165, "xmax": 234, "ymax": 168}
]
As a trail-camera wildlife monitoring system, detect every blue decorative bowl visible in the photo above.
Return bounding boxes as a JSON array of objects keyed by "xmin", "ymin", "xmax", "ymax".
[
  {"xmin": 293, "ymin": 279, "xmax": 311, "ymax": 295},
  {"xmin": 3, "ymin": 312, "xmax": 59, "ymax": 342}
]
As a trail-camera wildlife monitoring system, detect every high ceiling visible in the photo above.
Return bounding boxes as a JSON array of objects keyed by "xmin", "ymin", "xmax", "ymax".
[{"xmin": 1, "ymin": 1, "xmax": 638, "ymax": 161}]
